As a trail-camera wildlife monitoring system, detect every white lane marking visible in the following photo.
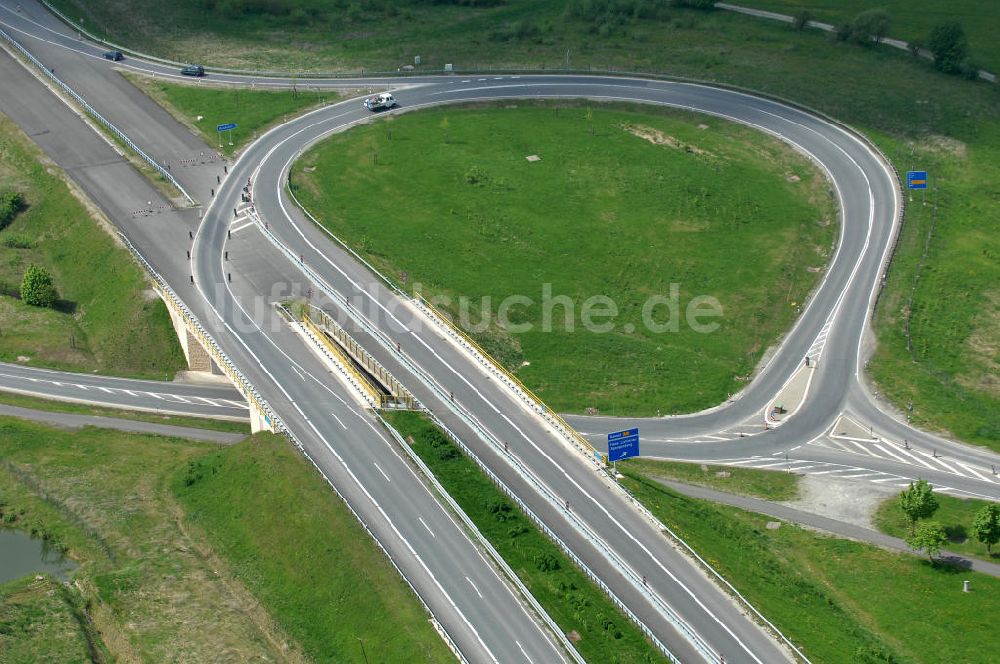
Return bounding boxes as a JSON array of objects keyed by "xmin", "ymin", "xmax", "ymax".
[
  {"xmin": 330, "ymin": 411, "xmax": 347, "ymax": 429},
  {"xmin": 515, "ymin": 640, "xmax": 531, "ymax": 662},
  {"xmin": 873, "ymin": 443, "xmax": 910, "ymax": 465},
  {"xmin": 956, "ymin": 462, "xmax": 993, "ymax": 483},
  {"xmin": 893, "ymin": 445, "xmax": 939, "ymax": 471},
  {"xmin": 291, "ymin": 365, "xmax": 306, "ymax": 381},
  {"xmin": 373, "ymin": 461, "xmax": 390, "ymax": 482},
  {"xmin": 418, "ymin": 516, "xmax": 436, "ymax": 538},
  {"xmin": 465, "ymin": 576, "xmax": 483, "ymax": 599},
  {"xmin": 229, "ymin": 221, "xmax": 255, "ymax": 233}
]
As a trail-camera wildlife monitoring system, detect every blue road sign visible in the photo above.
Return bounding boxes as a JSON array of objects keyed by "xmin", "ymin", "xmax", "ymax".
[
  {"xmin": 907, "ymin": 171, "xmax": 927, "ymax": 190},
  {"xmin": 607, "ymin": 427, "xmax": 639, "ymax": 462},
  {"xmin": 217, "ymin": 123, "xmax": 237, "ymax": 132}
]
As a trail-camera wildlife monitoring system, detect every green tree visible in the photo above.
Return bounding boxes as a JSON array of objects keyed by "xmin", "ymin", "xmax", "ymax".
[
  {"xmin": 20, "ymin": 264, "xmax": 58, "ymax": 308},
  {"xmin": 927, "ymin": 22, "xmax": 968, "ymax": 73},
  {"xmin": 906, "ymin": 520, "xmax": 947, "ymax": 562},
  {"xmin": 971, "ymin": 504, "xmax": 1000, "ymax": 555},
  {"xmin": 898, "ymin": 479, "xmax": 939, "ymax": 535},
  {"xmin": 851, "ymin": 9, "xmax": 890, "ymax": 45}
]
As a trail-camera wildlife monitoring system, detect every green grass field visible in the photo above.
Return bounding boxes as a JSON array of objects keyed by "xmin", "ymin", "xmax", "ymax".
[
  {"xmin": 0, "ymin": 390, "xmax": 249, "ymax": 434},
  {"xmin": 173, "ymin": 432, "xmax": 454, "ymax": 663},
  {"xmin": 384, "ymin": 410, "xmax": 666, "ymax": 663},
  {"xmin": 622, "ymin": 469, "xmax": 1000, "ymax": 664},
  {"xmin": 125, "ymin": 74, "xmax": 340, "ymax": 156},
  {"xmin": 294, "ymin": 102, "xmax": 835, "ymax": 415},
  {"xmin": 874, "ymin": 492, "xmax": 1000, "ymax": 563},
  {"xmin": 0, "ymin": 115, "xmax": 186, "ymax": 379},
  {"xmin": 621, "ymin": 458, "xmax": 800, "ymax": 500},
  {"xmin": 739, "ymin": 0, "xmax": 1000, "ymax": 73},
  {"xmin": 47, "ymin": 1, "xmax": 1000, "ymax": 442},
  {"xmin": 0, "ymin": 575, "xmax": 100, "ymax": 664},
  {"xmin": 0, "ymin": 418, "xmax": 450, "ymax": 663}
]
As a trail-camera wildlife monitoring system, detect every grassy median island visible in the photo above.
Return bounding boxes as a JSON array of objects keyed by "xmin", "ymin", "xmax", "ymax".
[
  {"xmin": 0, "ymin": 418, "xmax": 451, "ymax": 663},
  {"xmin": 294, "ymin": 102, "xmax": 836, "ymax": 415},
  {"xmin": 0, "ymin": 115, "xmax": 185, "ymax": 379},
  {"xmin": 621, "ymin": 468, "xmax": 1000, "ymax": 664},
  {"xmin": 125, "ymin": 74, "xmax": 340, "ymax": 156},
  {"xmin": 621, "ymin": 458, "xmax": 800, "ymax": 501},
  {"xmin": 384, "ymin": 410, "xmax": 667, "ymax": 663}
]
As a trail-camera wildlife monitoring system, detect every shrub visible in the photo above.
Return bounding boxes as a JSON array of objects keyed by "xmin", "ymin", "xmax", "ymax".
[
  {"xmin": 928, "ymin": 22, "xmax": 969, "ymax": 73},
  {"xmin": 0, "ymin": 190, "xmax": 25, "ymax": 230},
  {"xmin": 851, "ymin": 9, "xmax": 890, "ymax": 45},
  {"xmin": 20, "ymin": 264, "xmax": 58, "ymax": 307}
]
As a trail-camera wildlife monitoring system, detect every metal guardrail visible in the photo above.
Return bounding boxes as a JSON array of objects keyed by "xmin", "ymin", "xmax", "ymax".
[
  {"xmin": 245, "ymin": 205, "xmax": 711, "ymax": 663},
  {"xmin": 377, "ymin": 412, "xmax": 587, "ymax": 664},
  {"xmin": 304, "ymin": 304, "xmax": 417, "ymax": 409},
  {"xmin": 113, "ymin": 232, "xmax": 276, "ymax": 430},
  {"xmin": 418, "ymin": 410, "xmax": 686, "ymax": 663},
  {"xmin": 111, "ymin": 238, "xmax": 469, "ymax": 661},
  {"xmin": 0, "ymin": 25, "xmax": 194, "ymax": 204},
  {"xmin": 416, "ymin": 295, "xmax": 603, "ymax": 463},
  {"xmin": 299, "ymin": 310, "xmax": 385, "ymax": 409}
]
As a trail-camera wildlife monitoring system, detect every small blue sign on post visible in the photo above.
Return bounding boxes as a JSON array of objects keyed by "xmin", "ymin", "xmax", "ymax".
[
  {"xmin": 217, "ymin": 123, "xmax": 238, "ymax": 132},
  {"xmin": 907, "ymin": 171, "xmax": 927, "ymax": 190},
  {"xmin": 607, "ymin": 428, "xmax": 640, "ymax": 462}
]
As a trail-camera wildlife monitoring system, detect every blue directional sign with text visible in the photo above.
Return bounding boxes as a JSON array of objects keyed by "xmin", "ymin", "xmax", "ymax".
[
  {"xmin": 907, "ymin": 171, "xmax": 927, "ymax": 190},
  {"xmin": 217, "ymin": 122, "xmax": 237, "ymax": 132},
  {"xmin": 607, "ymin": 428, "xmax": 639, "ymax": 462}
]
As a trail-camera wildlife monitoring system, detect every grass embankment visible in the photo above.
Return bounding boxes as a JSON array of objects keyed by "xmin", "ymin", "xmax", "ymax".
[
  {"xmin": 174, "ymin": 433, "xmax": 454, "ymax": 663},
  {"xmin": 874, "ymin": 492, "xmax": 1000, "ymax": 563},
  {"xmin": 0, "ymin": 115, "xmax": 185, "ymax": 379},
  {"xmin": 0, "ymin": 418, "xmax": 450, "ymax": 662},
  {"xmin": 0, "ymin": 390, "xmax": 249, "ymax": 434},
  {"xmin": 125, "ymin": 74, "xmax": 340, "ymax": 156},
  {"xmin": 739, "ymin": 0, "xmax": 999, "ymax": 73},
  {"xmin": 0, "ymin": 575, "xmax": 101, "ymax": 664},
  {"xmin": 51, "ymin": 2, "xmax": 1000, "ymax": 444},
  {"xmin": 621, "ymin": 468, "xmax": 1000, "ymax": 664},
  {"xmin": 384, "ymin": 410, "xmax": 666, "ymax": 663},
  {"xmin": 621, "ymin": 458, "xmax": 800, "ymax": 501},
  {"xmin": 294, "ymin": 102, "xmax": 835, "ymax": 415}
]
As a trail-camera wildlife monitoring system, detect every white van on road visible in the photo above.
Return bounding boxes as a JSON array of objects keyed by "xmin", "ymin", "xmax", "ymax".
[{"xmin": 363, "ymin": 93, "xmax": 397, "ymax": 111}]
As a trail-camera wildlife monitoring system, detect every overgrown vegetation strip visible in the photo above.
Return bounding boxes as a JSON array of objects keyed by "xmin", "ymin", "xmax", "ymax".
[
  {"xmin": 0, "ymin": 418, "xmax": 453, "ymax": 662},
  {"xmin": 383, "ymin": 410, "xmax": 668, "ymax": 664}
]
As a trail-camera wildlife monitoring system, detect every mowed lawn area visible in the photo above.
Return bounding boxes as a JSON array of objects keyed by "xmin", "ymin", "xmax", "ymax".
[
  {"xmin": 292, "ymin": 102, "xmax": 836, "ymax": 415},
  {"xmin": 124, "ymin": 74, "xmax": 340, "ymax": 156},
  {"xmin": 622, "ymin": 469, "xmax": 1000, "ymax": 664},
  {"xmin": 0, "ymin": 419, "xmax": 451, "ymax": 663},
  {"xmin": 0, "ymin": 115, "xmax": 185, "ymax": 379},
  {"xmin": 49, "ymin": 1, "xmax": 1000, "ymax": 443}
]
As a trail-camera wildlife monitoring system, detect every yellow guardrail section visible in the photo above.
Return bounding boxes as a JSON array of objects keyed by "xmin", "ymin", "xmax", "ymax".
[
  {"xmin": 302, "ymin": 313, "xmax": 385, "ymax": 408},
  {"xmin": 304, "ymin": 307, "xmax": 416, "ymax": 410},
  {"xmin": 416, "ymin": 294, "xmax": 601, "ymax": 463}
]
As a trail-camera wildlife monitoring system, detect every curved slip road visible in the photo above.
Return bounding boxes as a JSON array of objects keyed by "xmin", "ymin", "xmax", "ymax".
[{"xmin": 4, "ymin": 0, "xmax": 1000, "ymax": 660}]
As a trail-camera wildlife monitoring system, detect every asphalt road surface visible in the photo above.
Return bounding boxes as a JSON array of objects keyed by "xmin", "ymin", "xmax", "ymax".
[{"xmin": 3, "ymin": 1, "xmax": 1000, "ymax": 662}]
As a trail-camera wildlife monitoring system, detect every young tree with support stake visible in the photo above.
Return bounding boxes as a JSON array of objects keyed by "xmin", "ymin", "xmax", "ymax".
[
  {"xmin": 907, "ymin": 521, "xmax": 947, "ymax": 562},
  {"xmin": 898, "ymin": 479, "xmax": 939, "ymax": 535}
]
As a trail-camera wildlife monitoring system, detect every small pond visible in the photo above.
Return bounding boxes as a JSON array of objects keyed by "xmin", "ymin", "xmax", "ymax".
[{"xmin": 0, "ymin": 529, "xmax": 77, "ymax": 583}]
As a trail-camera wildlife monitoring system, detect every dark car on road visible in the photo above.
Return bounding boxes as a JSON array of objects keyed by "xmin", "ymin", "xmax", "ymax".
[
  {"xmin": 181, "ymin": 65, "xmax": 205, "ymax": 77},
  {"xmin": 103, "ymin": 50, "xmax": 123, "ymax": 61}
]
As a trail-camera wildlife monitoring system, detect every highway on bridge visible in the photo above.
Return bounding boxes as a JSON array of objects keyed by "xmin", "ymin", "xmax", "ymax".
[{"xmin": 3, "ymin": 1, "xmax": 999, "ymax": 662}]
